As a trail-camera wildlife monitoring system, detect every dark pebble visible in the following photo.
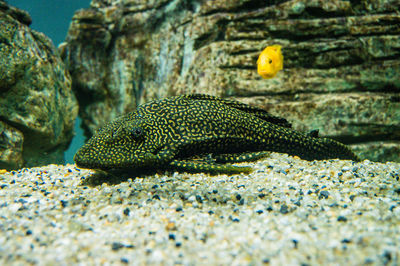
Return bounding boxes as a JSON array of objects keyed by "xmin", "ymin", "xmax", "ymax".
[
  {"xmin": 364, "ymin": 258, "xmax": 374, "ymax": 264},
  {"xmin": 175, "ymin": 242, "xmax": 182, "ymax": 247},
  {"xmin": 60, "ymin": 200, "xmax": 68, "ymax": 208},
  {"xmin": 341, "ymin": 238, "xmax": 351, "ymax": 243},
  {"xmin": 111, "ymin": 242, "xmax": 125, "ymax": 251},
  {"xmin": 26, "ymin": 230, "xmax": 32, "ymax": 235},
  {"xmin": 195, "ymin": 195, "xmax": 203, "ymax": 203},
  {"xmin": 383, "ymin": 251, "xmax": 392, "ymax": 262},
  {"xmin": 238, "ymin": 199, "xmax": 244, "ymax": 205},
  {"xmin": 123, "ymin": 208, "xmax": 130, "ymax": 216},
  {"xmin": 319, "ymin": 191, "xmax": 330, "ymax": 199},
  {"xmin": 168, "ymin": 234, "xmax": 176, "ymax": 240},
  {"xmin": 232, "ymin": 218, "xmax": 240, "ymax": 222},
  {"xmin": 176, "ymin": 207, "xmax": 183, "ymax": 212},
  {"xmin": 256, "ymin": 210, "xmax": 263, "ymax": 214},
  {"xmin": 152, "ymin": 195, "xmax": 160, "ymax": 200},
  {"xmin": 292, "ymin": 239, "xmax": 298, "ymax": 249},
  {"xmin": 208, "ymin": 210, "xmax": 214, "ymax": 215},
  {"xmin": 337, "ymin": 216, "xmax": 348, "ymax": 222},
  {"xmin": 18, "ymin": 198, "xmax": 28, "ymax": 204},
  {"xmin": 280, "ymin": 204, "xmax": 289, "ymax": 214},
  {"xmin": 262, "ymin": 258, "xmax": 270, "ymax": 264},
  {"xmin": 349, "ymin": 195, "xmax": 356, "ymax": 201},
  {"xmin": 258, "ymin": 193, "xmax": 266, "ymax": 198},
  {"xmin": 235, "ymin": 194, "xmax": 242, "ymax": 201},
  {"xmin": 120, "ymin": 258, "xmax": 129, "ymax": 264}
]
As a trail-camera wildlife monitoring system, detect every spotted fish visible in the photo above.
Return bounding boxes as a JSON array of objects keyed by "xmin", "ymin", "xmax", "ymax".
[{"xmin": 74, "ymin": 94, "xmax": 359, "ymax": 174}]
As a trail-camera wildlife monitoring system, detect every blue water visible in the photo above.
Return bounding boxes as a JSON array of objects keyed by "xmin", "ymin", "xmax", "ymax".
[{"xmin": 7, "ymin": 0, "xmax": 91, "ymax": 164}]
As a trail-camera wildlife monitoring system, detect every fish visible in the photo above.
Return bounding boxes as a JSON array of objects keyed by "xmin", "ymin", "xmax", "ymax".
[
  {"xmin": 257, "ymin": 45, "xmax": 283, "ymax": 79},
  {"xmin": 74, "ymin": 94, "xmax": 359, "ymax": 174}
]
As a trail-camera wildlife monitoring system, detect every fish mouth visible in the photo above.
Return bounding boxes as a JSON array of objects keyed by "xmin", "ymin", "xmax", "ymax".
[
  {"xmin": 73, "ymin": 151, "xmax": 142, "ymax": 171},
  {"xmin": 74, "ymin": 157, "xmax": 115, "ymax": 171},
  {"xmin": 73, "ymin": 150, "xmax": 110, "ymax": 171}
]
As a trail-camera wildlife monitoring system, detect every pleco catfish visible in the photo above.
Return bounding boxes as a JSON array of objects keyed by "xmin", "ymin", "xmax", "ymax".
[{"xmin": 74, "ymin": 94, "xmax": 359, "ymax": 174}]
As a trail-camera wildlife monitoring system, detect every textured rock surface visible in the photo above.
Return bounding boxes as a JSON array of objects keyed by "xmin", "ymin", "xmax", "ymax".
[
  {"xmin": 62, "ymin": 0, "xmax": 400, "ymax": 161},
  {"xmin": 0, "ymin": 2, "xmax": 78, "ymax": 170},
  {"xmin": 0, "ymin": 154, "xmax": 399, "ymax": 264}
]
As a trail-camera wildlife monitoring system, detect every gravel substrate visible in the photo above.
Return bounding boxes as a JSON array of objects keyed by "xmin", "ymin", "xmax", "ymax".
[{"xmin": 1, "ymin": 153, "xmax": 399, "ymax": 265}]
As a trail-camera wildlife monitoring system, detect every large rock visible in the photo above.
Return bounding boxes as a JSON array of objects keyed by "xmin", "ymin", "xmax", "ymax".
[
  {"xmin": 61, "ymin": 0, "xmax": 400, "ymax": 162},
  {"xmin": 0, "ymin": 2, "xmax": 78, "ymax": 170}
]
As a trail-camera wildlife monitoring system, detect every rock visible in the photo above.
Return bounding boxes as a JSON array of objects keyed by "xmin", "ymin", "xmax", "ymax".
[
  {"xmin": 352, "ymin": 141, "xmax": 400, "ymax": 164},
  {"xmin": 62, "ymin": 0, "xmax": 400, "ymax": 162},
  {"xmin": 0, "ymin": 121, "xmax": 23, "ymax": 170},
  {"xmin": 0, "ymin": 2, "xmax": 78, "ymax": 170}
]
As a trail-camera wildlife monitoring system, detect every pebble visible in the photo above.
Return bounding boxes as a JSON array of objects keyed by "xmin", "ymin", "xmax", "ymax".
[{"xmin": 0, "ymin": 155, "xmax": 399, "ymax": 265}]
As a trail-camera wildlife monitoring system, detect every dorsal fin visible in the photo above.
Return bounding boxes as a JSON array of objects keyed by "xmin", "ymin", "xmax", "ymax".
[
  {"xmin": 307, "ymin": 129, "xmax": 319, "ymax": 138},
  {"xmin": 182, "ymin": 94, "xmax": 292, "ymax": 128}
]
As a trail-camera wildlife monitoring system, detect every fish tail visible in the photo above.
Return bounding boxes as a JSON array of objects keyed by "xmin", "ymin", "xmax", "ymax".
[
  {"xmin": 316, "ymin": 137, "xmax": 360, "ymax": 161},
  {"xmin": 263, "ymin": 125, "xmax": 360, "ymax": 161}
]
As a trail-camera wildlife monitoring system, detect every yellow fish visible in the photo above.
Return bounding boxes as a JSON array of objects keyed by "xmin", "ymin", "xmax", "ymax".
[{"xmin": 257, "ymin": 45, "xmax": 283, "ymax": 79}]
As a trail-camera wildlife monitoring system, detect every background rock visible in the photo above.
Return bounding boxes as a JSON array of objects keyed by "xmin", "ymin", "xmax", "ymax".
[
  {"xmin": 0, "ymin": 2, "xmax": 78, "ymax": 170},
  {"xmin": 62, "ymin": 0, "xmax": 400, "ymax": 162}
]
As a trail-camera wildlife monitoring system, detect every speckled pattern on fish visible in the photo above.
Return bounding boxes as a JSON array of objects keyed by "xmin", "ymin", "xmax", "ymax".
[{"xmin": 74, "ymin": 94, "xmax": 359, "ymax": 173}]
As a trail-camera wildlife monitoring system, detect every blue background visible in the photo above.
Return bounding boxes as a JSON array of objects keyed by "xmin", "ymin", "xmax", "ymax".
[{"xmin": 7, "ymin": 0, "xmax": 91, "ymax": 164}]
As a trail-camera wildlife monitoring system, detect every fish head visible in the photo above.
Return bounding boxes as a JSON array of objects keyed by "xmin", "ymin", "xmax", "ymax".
[{"xmin": 74, "ymin": 113, "xmax": 156, "ymax": 171}]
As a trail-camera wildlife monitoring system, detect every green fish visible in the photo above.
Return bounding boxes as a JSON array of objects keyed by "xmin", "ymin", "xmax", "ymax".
[{"xmin": 74, "ymin": 94, "xmax": 359, "ymax": 174}]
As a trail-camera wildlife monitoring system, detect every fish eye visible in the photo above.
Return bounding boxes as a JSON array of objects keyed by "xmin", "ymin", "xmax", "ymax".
[
  {"xmin": 131, "ymin": 127, "xmax": 143, "ymax": 138},
  {"xmin": 268, "ymin": 59, "xmax": 272, "ymax": 64}
]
